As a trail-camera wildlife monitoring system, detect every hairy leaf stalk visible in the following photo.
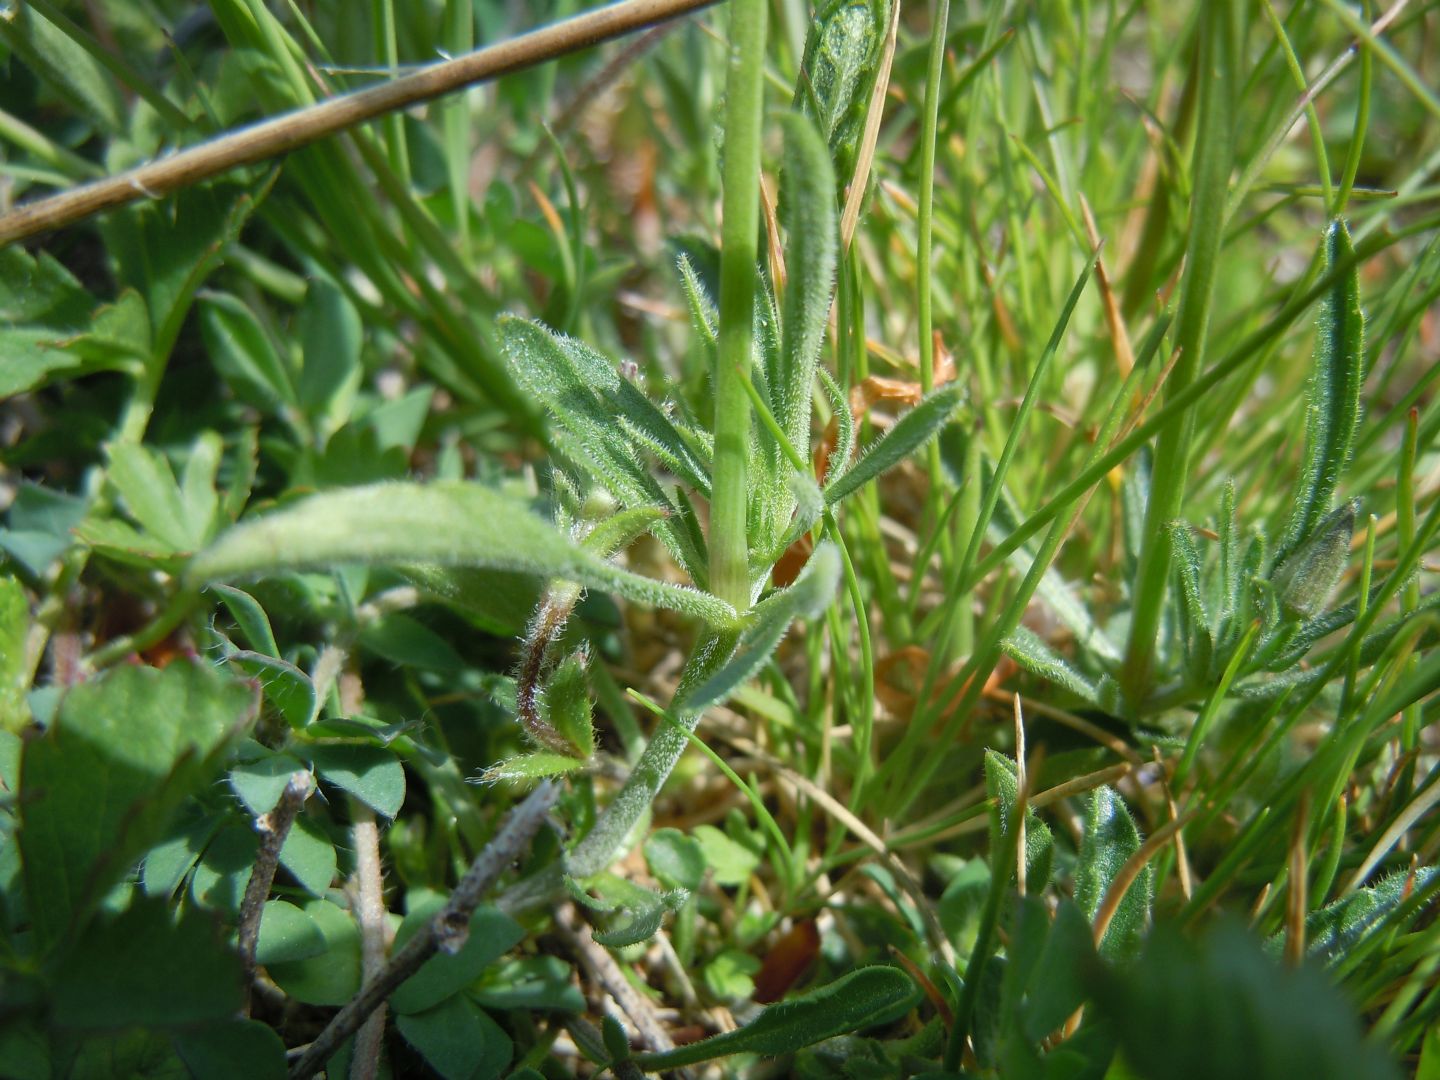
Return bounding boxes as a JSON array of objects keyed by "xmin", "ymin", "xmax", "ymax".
[{"xmin": 567, "ymin": 628, "xmax": 740, "ymax": 877}]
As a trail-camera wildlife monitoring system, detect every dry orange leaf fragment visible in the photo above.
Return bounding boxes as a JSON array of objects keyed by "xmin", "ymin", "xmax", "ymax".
[
  {"xmin": 777, "ymin": 332, "xmax": 957, "ymax": 587},
  {"xmin": 752, "ymin": 919, "xmax": 821, "ymax": 1004}
]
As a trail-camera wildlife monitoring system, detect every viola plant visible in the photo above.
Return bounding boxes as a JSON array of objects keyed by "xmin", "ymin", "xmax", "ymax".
[{"xmin": 0, "ymin": 1, "xmax": 1437, "ymax": 1079}]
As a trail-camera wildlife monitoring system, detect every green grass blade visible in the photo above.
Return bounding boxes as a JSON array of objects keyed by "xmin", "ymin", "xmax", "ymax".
[
  {"xmin": 1119, "ymin": 0, "xmax": 1239, "ymax": 709},
  {"xmin": 634, "ymin": 966, "xmax": 915, "ymax": 1069}
]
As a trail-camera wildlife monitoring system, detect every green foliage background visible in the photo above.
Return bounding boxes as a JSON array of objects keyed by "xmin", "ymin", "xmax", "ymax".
[{"xmin": 1, "ymin": 1, "xmax": 1438, "ymax": 1077}]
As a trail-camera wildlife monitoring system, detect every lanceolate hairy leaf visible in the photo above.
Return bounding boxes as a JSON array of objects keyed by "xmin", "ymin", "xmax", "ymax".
[
  {"xmin": 1277, "ymin": 219, "xmax": 1367, "ymax": 565},
  {"xmin": 1001, "ymin": 626, "xmax": 1100, "ymax": 706},
  {"xmin": 186, "ymin": 481, "xmax": 736, "ymax": 626},
  {"xmin": 633, "ymin": 966, "xmax": 916, "ymax": 1069},
  {"xmin": 479, "ymin": 751, "xmax": 589, "ymax": 784},
  {"xmin": 818, "ymin": 366, "xmax": 854, "ymax": 477},
  {"xmin": 1216, "ymin": 480, "xmax": 1241, "ymax": 639},
  {"xmin": 581, "ymin": 505, "xmax": 670, "ymax": 558},
  {"xmin": 793, "ymin": 0, "xmax": 891, "ymax": 177},
  {"xmin": 1291, "ymin": 868, "xmax": 1439, "ymax": 963},
  {"xmin": 824, "ymin": 383, "xmax": 964, "ymax": 506},
  {"xmin": 1169, "ymin": 521, "xmax": 1214, "ymax": 677},
  {"xmin": 590, "ymin": 887, "xmax": 687, "ymax": 949},
  {"xmin": 1272, "ymin": 500, "xmax": 1356, "ymax": 620},
  {"xmin": 590, "ymin": 900, "xmax": 668, "ymax": 949},
  {"xmin": 775, "ymin": 115, "xmax": 838, "ymax": 452},
  {"xmin": 984, "ymin": 751, "xmax": 1055, "ymax": 891},
  {"xmin": 677, "ymin": 252, "xmax": 719, "ymax": 378},
  {"xmin": 499, "ymin": 316, "xmax": 711, "ymax": 577},
  {"xmin": 504, "ymin": 317, "xmax": 711, "ymax": 497},
  {"xmin": 1075, "ymin": 787, "xmax": 1152, "ymax": 958}
]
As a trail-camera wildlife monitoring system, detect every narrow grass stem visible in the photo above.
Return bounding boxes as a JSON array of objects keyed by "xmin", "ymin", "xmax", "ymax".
[
  {"xmin": 372, "ymin": 0, "xmax": 410, "ymax": 187},
  {"xmin": 1259, "ymin": 0, "xmax": 1333, "ymax": 209},
  {"xmin": 916, "ymin": 0, "xmax": 952, "ymax": 549},
  {"xmin": 1119, "ymin": 0, "xmax": 1237, "ymax": 710},
  {"xmin": 1337, "ymin": 3, "xmax": 1376, "ymax": 218},
  {"xmin": 964, "ymin": 219, "xmax": 1422, "ymax": 593},
  {"xmin": 917, "ymin": 0, "xmax": 950, "ymax": 399}
]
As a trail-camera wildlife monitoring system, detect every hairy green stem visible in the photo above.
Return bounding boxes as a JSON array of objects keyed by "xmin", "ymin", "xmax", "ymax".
[
  {"xmin": 567, "ymin": 629, "xmax": 740, "ymax": 878},
  {"xmin": 710, "ymin": 0, "xmax": 768, "ymax": 610},
  {"xmin": 565, "ymin": 5, "xmax": 768, "ymax": 877},
  {"xmin": 1120, "ymin": 1, "xmax": 1236, "ymax": 710}
]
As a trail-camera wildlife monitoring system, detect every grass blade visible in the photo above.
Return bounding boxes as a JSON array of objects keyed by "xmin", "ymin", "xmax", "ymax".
[{"xmin": 633, "ymin": 966, "xmax": 915, "ymax": 1069}]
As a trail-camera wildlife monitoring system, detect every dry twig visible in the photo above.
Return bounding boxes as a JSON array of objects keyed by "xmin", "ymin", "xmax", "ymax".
[
  {"xmin": 350, "ymin": 806, "xmax": 389, "ymax": 1080},
  {"xmin": 237, "ymin": 771, "xmax": 316, "ymax": 1005},
  {"xmin": 0, "ymin": 0, "xmax": 718, "ymax": 246},
  {"xmin": 289, "ymin": 781, "xmax": 560, "ymax": 1079},
  {"xmin": 554, "ymin": 902, "xmax": 697, "ymax": 1079}
]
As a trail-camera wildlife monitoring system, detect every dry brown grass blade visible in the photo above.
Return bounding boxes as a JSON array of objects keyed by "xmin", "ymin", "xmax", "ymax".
[
  {"xmin": 983, "ymin": 688, "xmax": 1143, "ymax": 766},
  {"xmin": 0, "ymin": 0, "xmax": 719, "ymax": 246},
  {"xmin": 839, "ymin": 0, "xmax": 902, "ymax": 248},
  {"xmin": 760, "ymin": 169, "xmax": 785, "ymax": 291},
  {"xmin": 1091, "ymin": 813, "xmax": 1192, "ymax": 949},
  {"xmin": 1080, "ymin": 194, "xmax": 1136, "ymax": 377},
  {"xmin": 1154, "ymin": 746, "xmax": 1194, "ymax": 902},
  {"xmin": 1285, "ymin": 790, "xmax": 1311, "ymax": 967},
  {"xmin": 1027, "ymin": 764, "xmax": 1136, "ymax": 813}
]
